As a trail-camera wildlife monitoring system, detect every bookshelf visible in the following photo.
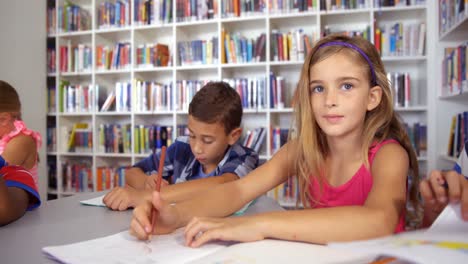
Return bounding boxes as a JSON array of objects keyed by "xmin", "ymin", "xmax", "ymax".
[
  {"xmin": 434, "ymin": 0, "xmax": 468, "ymax": 171},
  {"xmin": 46, "ymin": 0, "xmax": 432, "ymax": 206}
]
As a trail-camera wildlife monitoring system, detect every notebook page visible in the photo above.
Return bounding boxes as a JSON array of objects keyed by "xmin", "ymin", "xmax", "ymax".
[
  {"xmin": 80, "ymin": 195, "xmax": 106, "ymax": 207},
  {"xmin": 43, "ymin": 228, "xmax": 227, "ymax": 264}
]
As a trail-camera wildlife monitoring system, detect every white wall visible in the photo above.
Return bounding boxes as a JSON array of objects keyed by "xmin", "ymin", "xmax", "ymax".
[{"xmin": 0, "ymin": 1, "xmax": 47, "ymax": 199}]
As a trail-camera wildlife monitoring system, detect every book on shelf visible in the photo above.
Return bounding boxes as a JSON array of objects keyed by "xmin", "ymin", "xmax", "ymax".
[
  {"xmin": 269, "ymin": 0, "xmax": 316, "ymax": 13},
  {"xmin": 375, "ymin": 22, "xmax": 426, "ymax": 57},
  {"xmin": 96, "ymin": 166, "xmax": 128, "ymax": 191},
  {"xmin": 447, "ymin": 112, "xmax": 468, "ymax": 158},
  {"xmin": 100, "ymin": 91, "xmax": 116, "ymax": 112},
  {"xmin": 442, "ymin": 44, "xmax": 467, "ymax": 97},
  {"xmin": 97, "ymin": 0, "xmax": 130, "ymax": 29},
  {"xmin": 242, "ymin": 127, "xmax": 266, "ymax": 153},
  {"xmin": 61, "ymin": 161, "xmax": 93, "ymax": 193},
  {"xmin": 439, "ymin": 0, "xmax": 468, "ymax": 35},
  {"xmin": 221, "ymin": 30, "xmax": 266, "ymax": 64},
  {"xmin": 66, "ymin": 123, "xmax": 91, "ymax": 152},
  {"xmin": 57, "ymin": 2, "xmax": 91, "ymax": 33},
  {"xmin": 321, "ymin": 0, "xmax": 367, "ymax": 10},
  {"xmin": 223, "ymin": 77, "xmax": 268, "ymax": 110}
]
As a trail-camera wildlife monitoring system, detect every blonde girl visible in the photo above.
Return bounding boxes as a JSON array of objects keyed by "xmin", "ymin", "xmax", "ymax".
[{"xmin": 129, "ymin": 34, "xmax": 420, "ymax": 245}]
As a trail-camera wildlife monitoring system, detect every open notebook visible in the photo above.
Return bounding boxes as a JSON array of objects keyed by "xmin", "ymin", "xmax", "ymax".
[
  {"xmin": 329, "ymin": 204, "xmax": 468, "ymax": 264},
  {"xmin": 42, "ymin": 228, "xmax": 365, "ymax": 264}
]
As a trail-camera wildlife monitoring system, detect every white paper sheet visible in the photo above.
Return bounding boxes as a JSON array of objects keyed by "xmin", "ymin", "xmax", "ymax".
[
  {"xmin": 43, "ymin": 229, "xmax": 227, "ymax": 264},
  {"xmin": 329, "ymin": 204, "xmax": 468, "ymax": 264},
  {"xmin": 80, "ymin": 195, "xmax": 106, "ymax": 207}
]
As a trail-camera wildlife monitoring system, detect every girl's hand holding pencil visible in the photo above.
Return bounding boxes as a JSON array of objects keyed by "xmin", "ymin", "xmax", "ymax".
[
  {"xmin": 129, "ymin": 190, "xmax": 181, "ymax": 240},
  {"xmin": 130, "ymin": 146, "xmax": 181, "ymax": 240}
]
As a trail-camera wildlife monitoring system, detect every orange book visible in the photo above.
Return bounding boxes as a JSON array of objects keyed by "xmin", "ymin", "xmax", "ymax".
[{"xmin": 96, "ymin": 168, "xmax": 103, "ymax": 191}]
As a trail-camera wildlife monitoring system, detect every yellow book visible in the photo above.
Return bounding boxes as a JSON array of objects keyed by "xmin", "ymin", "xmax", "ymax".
[{"xmin": 67, "ymin": 123, "xmax": 88, "ymax": 152}]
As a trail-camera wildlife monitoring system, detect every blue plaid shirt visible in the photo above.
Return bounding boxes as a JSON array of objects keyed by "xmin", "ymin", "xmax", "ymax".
[
  {"xmin": 454, "ymin": 140, "xmax": 468, "ymax": 179},
  {"xmin": 133, "ymin": 136, "xmax": 259, "ymax": 183}
]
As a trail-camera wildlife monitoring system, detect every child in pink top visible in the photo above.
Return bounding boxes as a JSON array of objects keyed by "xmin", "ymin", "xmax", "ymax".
[
  {"xmin": 129, "ymin": 35, "xmax": 421, "ymax": 246},
  {"xmin": 0, "ymin": 80, "xmax": 42, "ymax": 186}
]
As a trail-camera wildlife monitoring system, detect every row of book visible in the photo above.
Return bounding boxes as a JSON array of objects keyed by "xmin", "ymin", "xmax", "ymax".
[
  {"xmin": 64, "ymin": 123, "xmax": 93, "ymax": 153},
  {"xmin": 175, "ymin": 79, "xmax": 210, "ymax": 110},
  {"xmin": 242, "ymin": 127, "xmax": 266, "ymax": 153},
  {"xmin": 442, "ymin": 44, "xmax": 467, "ymax": 97},
  {"xmin": 59, "ymin": 42, "xmax": 93, "ymax": 73},
  {"xmin": 176, "ymin": 0, "xmax": 217, "ymax": 21},
  {"xmin": 387, "ymin": 72, "xmax": 412, "ymax": 108},
  {"xmin": 269, "ymin": 73, "xmax": 289, "ymax": 109},
  {"xmin": 375, "ymin": 22, "xmax": 426, "ymax": 57},
  {"xmin": 404, "ymin": 122, "xmax": 427, "ymax": 158},
  {"xmin": 221, "ymin": 0, "xmax": 265, "ymax": 17},
  {"xmin": 96, "ymin": 166, "xmax": 128, "ymax": 191},
  {"xmin": 135, "ymin": 0, "xmax": 173, "ymax": 25},
  {"xmin": 224, "ymin": 77, "xmax": 268, "ymax": 109},
  {"xmin": 51, "ymin": 163, "xmax": 128, "ymax": 193},
  {"xmin": 53, "ymin": 77, "xmax": 292, "ymax": 113},
  {"xmin": 270, "ymin": 0, "xmax": 315, "ymax": 13},
  {"xmin": 323, "ymin": 25, "xmax": 371, "ymax": 42},
  {"xmin": 57, "ymin": 3, "xmax": 92, "ymax": 33},
  {"xmin": 177, "ymin": 37, "xmax": 219, "ymax": 66},
  {"xmin": 133, "ymin": 80, "xmax": 173, "ymax": 112},
  {"xmin": 96, "ymin": 43, "xmax": 132, "ymax": 71},
  {"xmin": 98, "ymin": 123, "xmax": 133, "ymax": 154},
  {"xmin": 60, "ymin": 83, "xmax": 95, "ymax": 113},
  {"xmin": 97, "ymin": 0, "xmax": 131, "ymax": 29},
  {"xmin": 136, "ymin": 43, "xmax": 170, "ymax": 67},
  {"xmin": 439, "ymin": 0, "xmax": 467, "ymax": 35},
  {"xmin": 447, "ymin": 111, "xmax": 468, "ymax": 159},
  {"xmin": 134, "ymin": 125, "xmax": 173, "ymax": 154},
  {"xmin": 222, "ymin": 31, "xmax": 266, "ymax": 63},
  {"xmin": 320, "ymin": 0, "xmax": 366, "ymax": 10},
  {"xmin": 271, "ymin": 127, "xmax": 289, "ymax": 154},
  {"xmin": 374, "ymin": 0, "xmax": 426, "ymax": 8},
  {"xmin": 270, "ymin": 29, "xmax": 315, "ymax": 62}
]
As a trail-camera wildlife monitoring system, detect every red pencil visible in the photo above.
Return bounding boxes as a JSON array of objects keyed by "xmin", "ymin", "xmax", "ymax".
[{"xmin": 150, "ymin": 146, "xmax": 166, "ymax": 239}]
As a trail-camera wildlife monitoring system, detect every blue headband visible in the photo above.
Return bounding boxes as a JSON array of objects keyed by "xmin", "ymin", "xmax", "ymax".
[{"xmin": 316, "ymin": 41, "xmax": 377, "ymax": 86}]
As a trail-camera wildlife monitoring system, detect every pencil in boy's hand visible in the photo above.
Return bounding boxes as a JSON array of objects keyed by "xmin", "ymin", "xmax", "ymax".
[{"xmin": 149, "ymin": 146, "xmax": 166, "ymax": 240}]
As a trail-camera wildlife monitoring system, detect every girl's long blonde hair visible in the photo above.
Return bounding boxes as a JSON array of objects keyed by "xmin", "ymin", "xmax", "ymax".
[{"xmin": 293, "ymin": 34, "xmax": 420, "ymax": 223}]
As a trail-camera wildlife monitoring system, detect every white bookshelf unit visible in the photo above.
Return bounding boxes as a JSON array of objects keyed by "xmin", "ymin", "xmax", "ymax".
[
  {"xmin": 46, "ymin": 0, "xmax": 432, "ymax": 205},
  {"xmin": 433, "ymin": 0, "xmax": 468, "ymax": 171}
]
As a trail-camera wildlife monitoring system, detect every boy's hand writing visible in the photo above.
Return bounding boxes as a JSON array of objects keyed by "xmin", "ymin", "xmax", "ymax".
[
  {"xmin": 420, "ymin": 170, "xmax": 468, "ymax": 225},
  {"xmin": 129, "ymin": 191, "xmax": 180, "ymax": 240},
  {"xmin": 184, "ymin": 216, "xmax": 264, "ymax": 248},
  {"xmin": 103, "ymin": 186, "xmax": 149, "ymax": 211},
  {"xmin": 144, "ymin": 175, "xmax": 169, "ymax": 190}
]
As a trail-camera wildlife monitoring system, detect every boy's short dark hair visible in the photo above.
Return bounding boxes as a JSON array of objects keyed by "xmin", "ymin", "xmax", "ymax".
[{"xmin": 189, "ymin": 81, "xmax": 242, "ymax": 134}]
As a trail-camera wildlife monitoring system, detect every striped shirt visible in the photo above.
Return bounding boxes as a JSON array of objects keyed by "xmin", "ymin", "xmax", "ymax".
[
  {"xmin": 133, "ymin": 136, "xmax": 259, "ymax": 183},
  {"xmin": 454, "ymin": 140, "xmax": 468, "ymax": 178}
]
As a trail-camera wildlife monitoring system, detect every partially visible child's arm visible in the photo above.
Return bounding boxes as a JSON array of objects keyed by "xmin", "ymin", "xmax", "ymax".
[
  {"xmin": 161, "ymin": 173, "xmax": 239, "ymax": 203},
  {"xmin": 0, "ymin": 176, "xmax": 29, "ymax": 226},
  {"xmin": 125, "ymin": 167, "xmax": 152, "ymax": 189},
  {"xmin": 182, "ymin": 142, "xmax": 409, "ymax": 246},
  {"xmin": 1, "ymin": 135, "xmax": 36, "ymax": 170},
  {"xmin": 420, "ymin": 170, "xmax": 468, "ymax": 227}
]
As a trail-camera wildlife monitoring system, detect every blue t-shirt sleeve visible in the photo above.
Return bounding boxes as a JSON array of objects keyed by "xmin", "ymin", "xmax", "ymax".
[
  {"xmin": 453, "ymin": 141, "xmax": 468, "ymax": 178},
  {"xmin": 219, "ymin": 145, "xmax": 259, "ymax": 178},
  {"xmin": 133, "ymin": 145, "xmax": 176, "ymax": 180}
]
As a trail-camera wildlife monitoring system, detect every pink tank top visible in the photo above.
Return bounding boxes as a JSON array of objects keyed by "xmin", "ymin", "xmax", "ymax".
[
  {"xmin": 308, "ymin": 139, "xmax": 406, "ymax": 233},
  {"xmin": 0, "ymin": 120, "xmax": 42, "ymax": 186}
]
